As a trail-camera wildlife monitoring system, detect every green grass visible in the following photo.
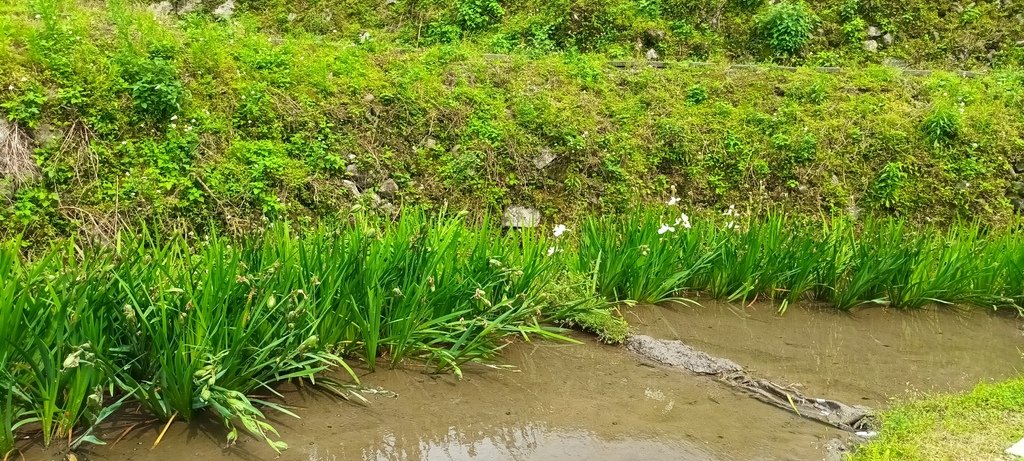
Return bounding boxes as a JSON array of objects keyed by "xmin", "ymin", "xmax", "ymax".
[
  {"xmin": 851, "ymin": 378, "xmax": 1024, "ymax": 461},
  {"xmin": 566, "ymin": 207, "xmax": 1024, "ymax": 312},
  {"xmin": 0, "ymin": 211, "xmax": 578, "ymax": 455},
  {"xmin": 2, "ymin": 0, "xmax": 1024, "ymax": 243}
]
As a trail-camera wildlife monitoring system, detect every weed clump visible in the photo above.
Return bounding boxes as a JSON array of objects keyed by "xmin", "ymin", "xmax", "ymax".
[
  {"xmin": 921, "ymin": 103, "xmax": 963, "ymax": 145},
  {"xmin": 561, "ymin": 308, "xmax": 630, "ymax": 345},
  {"xmin": 754, "ymin": 2, "xmax": 817, "ymax": 60}
]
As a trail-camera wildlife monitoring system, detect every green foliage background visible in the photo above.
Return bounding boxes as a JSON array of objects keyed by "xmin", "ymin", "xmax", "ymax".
[{"xmin": 1, "ymin": 0, "xmax": 1023, "ymax": 241}]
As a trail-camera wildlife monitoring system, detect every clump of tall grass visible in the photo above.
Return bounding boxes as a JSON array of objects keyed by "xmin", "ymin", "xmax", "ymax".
[
  {"xmin": 307, "ymin": 211, "xmax": 564, "ymax": 375},
  {"xmin": 0, "ymin": 211, "xmax": 575, "ymax": 454},
  {"xmin": 105, "ymin": 232, "xmax": 344, "ymax": 451},
  {"xmin": 571, "ymin": 206, "xmax": 1024, "ymax": 313},
  {"xmin": 573, "ymin": 209, "xmax": 714, "ymax": 304}
]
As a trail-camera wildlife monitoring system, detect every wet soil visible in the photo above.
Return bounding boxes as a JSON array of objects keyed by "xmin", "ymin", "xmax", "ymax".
[
  {"xmin": 60, "ymin": 334, "xmax": 843, "ymax": 461},
  {"xmin": 630, "ymin": 301, "xmax": 1024, "ymax": 406}
]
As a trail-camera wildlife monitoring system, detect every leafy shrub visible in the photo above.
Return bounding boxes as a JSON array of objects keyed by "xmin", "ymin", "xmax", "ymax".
[
  {"xmin": 842, "ymin": 17, "xmax": 867, "ymax": 43},
  {"xmin": 685, "ymin": 85, "xmax": 708, "ymax": 105},
  {"xmin": 120, "ymin": 55, "xmax": 184, "ymax": 122},
  {"xmin": 870, "ymin": 162, "xmax": 908, "ymax": 210},
  {"xmin": 755, "ymin": 2, "xmax": 817, "ymax": 59},
  {"xmin": 223, "ymin": 140, "xmax": 293, "ymax": 214},
  {"xmin": 456, "ymin": 0, "xmax": 504, "ymax": 32},
  {"xmin": 547, "ymin": 0, "xmax": 620, "ymax": 51},
  {"xmin": 425, "ymin": 21, "xmax": 462, "ymax": 44},
  {"xmin": 1, "ymin": 82, "xmax": 47, "ymax": 128}
]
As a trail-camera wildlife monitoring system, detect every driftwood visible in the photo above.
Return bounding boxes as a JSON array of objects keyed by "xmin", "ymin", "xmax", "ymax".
[{"xmin": 626, "ymin": 334, "xmax": 874, "ymax": 432}]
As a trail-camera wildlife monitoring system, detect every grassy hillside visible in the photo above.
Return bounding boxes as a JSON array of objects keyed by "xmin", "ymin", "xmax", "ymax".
[
  {"xmin": 235, "ymin": 0, "xmax": 1024, "ymax": 69},
  {"xmin": 1, "ymin": 0, "xmax": 1023, "ymax": 242}
]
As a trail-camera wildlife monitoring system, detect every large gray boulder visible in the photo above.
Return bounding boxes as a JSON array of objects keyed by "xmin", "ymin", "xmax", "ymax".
[
  {"xmin": 212, "ymin": 0, "xmax": 234, "ymax": 19},
  {"xmin": 379, "ymin": 178, "xmax": 399, "ymax": 199},
  {"xmin": 502, "ymin": 206, "xmax": 540, "ymax": 228}
]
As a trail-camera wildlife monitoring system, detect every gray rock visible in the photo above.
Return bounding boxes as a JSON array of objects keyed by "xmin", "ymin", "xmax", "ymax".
[
  {"xmin": 645, "ymin": 48, "xmax": 659, "ymax": 60},
  {"xmin": 867, "ymin": 26, "xmax": 882, "ymax": 37},
  {"xmin": 379, "ymin": 178, "xmax": 399, "ymax": 199},
  {"xmin": 1014, "ymin": 161, "xmax": 1024, "ymax": 174},
  {"xmin": 32, "ymin": 122, "xmax": 62, "ymax": 146},
  {"xmin": 645, "ymin": 29, "xmax": 666, "ymax": 43},
  {"xmin": 533, "ymin": 149, "xmax": 556, "ymax": 170},
  {"xmin": 341, "ymin": 180, "xmax": 360, "ymax": 198},
  {"xmin": 176, "ymin": 0, "xmax": 201, "ymax": 14},
  {"xmin": 883, "ymin": 57, "xmax": 909, "ymax": 68},
  {"xmin": 212, "ymin": 0, "xmax": 234, "ymax": 19},
  {"xmin": 863, "ymin": 40, "xmax": 879, "ymax": 52},
  {"xmin": 501, "ymin": 206, "xmax": 541, "ymax": 228},
  {"xmin": 824, "ymin": 438, "xmax": 851, "ymax": 461},
  {"xmin": 346, "ymin": 163, "xmax": 366, "ymax": 187},
  {"xmin": 1011, "ymin": 181, "xmax": 1024, "ymax": 196},
  {"xmin": 148, "ymin": 1, "xmax": 174, "ymax": 17},
  {"xmin": 366, "ymin": 192, "xmax": 383, "ymax": 209},
  {"xmin": 882, "ymin": 33, "xmax": 894, "ymax": 45},
  {"xmin": 1012, "ymin": 197, "xmax": 1024, "ymax": 213}
]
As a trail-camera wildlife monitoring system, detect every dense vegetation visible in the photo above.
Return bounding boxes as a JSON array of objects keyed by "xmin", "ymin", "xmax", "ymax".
[
  {"xmin": 2, "ymin": 208, "xmax": 1023, "ymax": 455},
  {"xmin": 569, "ymin": 207, "xmax": 1024, "ymax": 311},
  {"xmin": 2, "ymin": 1, "xmax": 1023, "ymax": 458},
  {"xmin": 2, "ymin": 0, "xmax": 1024, "ymax": 243},
  {"xmin": 0, "ymin": 211, "xmax": 597, "ymax": 455},
  {"xmin": 216, "ymin": 0, "xmax": 1024, "ymax": 69}
]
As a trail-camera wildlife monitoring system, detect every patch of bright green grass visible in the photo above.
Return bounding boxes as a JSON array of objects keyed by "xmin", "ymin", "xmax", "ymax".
[
  {"xmin": 560, "ymin": 308, "xmax": 630, "ymax": 345},
  {"xmin": 852, "ymin": 378, "xmax": 1024, "ymax": 461}
]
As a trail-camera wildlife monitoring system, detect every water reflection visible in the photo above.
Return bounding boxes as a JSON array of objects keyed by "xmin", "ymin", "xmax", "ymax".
[{"xmin": 354, "ymin": 423, "xmax": 713, "ymax": 461}]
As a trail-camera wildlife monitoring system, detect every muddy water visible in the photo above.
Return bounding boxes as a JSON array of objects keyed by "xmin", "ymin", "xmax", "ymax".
[
  {"xmin": 631, "ymin": 301, "xmax": 1024, "ymax": 406},
  {"xmin": 72, "ymin": 335, "xmax": 843, "ymax": 461},
  {"xmin": 32, "ymin": 303, "xmax": 1021, "ymax": 461}
]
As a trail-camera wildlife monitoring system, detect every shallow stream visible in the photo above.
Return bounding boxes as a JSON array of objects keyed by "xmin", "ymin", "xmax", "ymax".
[{"xmin": 41, "ymin": 302, "xmax": 1024, "ymax": 461}]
